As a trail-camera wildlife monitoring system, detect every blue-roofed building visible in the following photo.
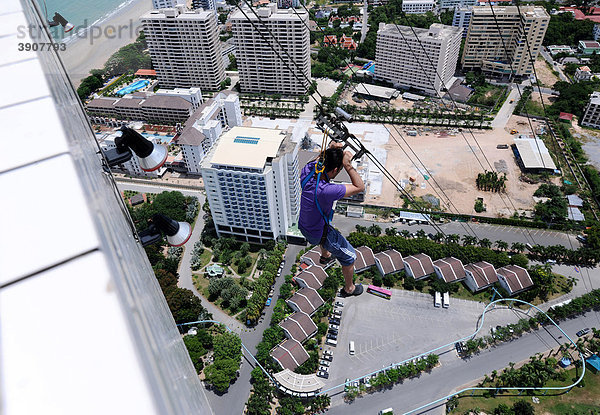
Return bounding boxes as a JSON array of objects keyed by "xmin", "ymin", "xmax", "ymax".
[{"xmin": 586, "ymin": 354, "xmax": 600, "ymax": 373}]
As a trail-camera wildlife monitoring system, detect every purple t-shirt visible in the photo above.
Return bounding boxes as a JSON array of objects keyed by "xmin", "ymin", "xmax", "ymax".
[{"xmin": 299, "ymin": 161, "xmax": 346, "ymax": 240}]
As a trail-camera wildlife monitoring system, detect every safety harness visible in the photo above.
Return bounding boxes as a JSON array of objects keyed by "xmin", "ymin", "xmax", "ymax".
[{"xmin": 300, "ymin": 131, "xmax": 334, "ymax": 226}]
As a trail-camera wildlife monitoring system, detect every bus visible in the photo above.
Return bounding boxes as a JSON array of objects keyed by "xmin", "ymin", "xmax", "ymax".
[
  {"xmin": 367, "ymin": 285, "xmax": 392, "ymax": 300},
  {"xmin": 434, "ymin": 292, "xmax": 442, "ymax": 308},
  {"xmin": 442, "ymin": 292, "xmax": 450, "ymax": 308}
]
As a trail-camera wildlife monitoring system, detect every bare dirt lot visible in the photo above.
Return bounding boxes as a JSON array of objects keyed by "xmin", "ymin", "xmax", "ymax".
[
  {"xmin": 368, "ymin": 120, "xmax": 543, "ymax": 217},
  {"xmin": 534, "ymin": 56, "xmax": 560, "ymax": 87}
]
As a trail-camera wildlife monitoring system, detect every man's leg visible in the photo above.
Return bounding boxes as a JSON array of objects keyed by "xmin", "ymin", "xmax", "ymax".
[
  {"xmin": 320, "ymin": 245, "xmax": 331, "ymax": 259},
  {"xmin": 342, "ymin": 263, "xmax": 356, "ymax": 294}
]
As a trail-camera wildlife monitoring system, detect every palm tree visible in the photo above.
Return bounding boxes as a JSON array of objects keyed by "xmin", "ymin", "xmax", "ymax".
[
  {"xmin": 511, "ymin": 242, "xmax": 526, "ymax": 253},
  {"xmin": 478, "ymin": 238, "xmax": 492, "ymax": 248},
  {"xmin": 446, "ymin": 234, "xmax": 460, "ymax": 244},
  {"xmin": 495, "ymin": 240, "xmax": 509, "ymax": 251},
  {"xmin": 401, "ymin": 230, "xmax": 411, "ymax": 238},
  {"xmin": 462, "ymin": 235, "xmax": 477, "ymax": 246}
]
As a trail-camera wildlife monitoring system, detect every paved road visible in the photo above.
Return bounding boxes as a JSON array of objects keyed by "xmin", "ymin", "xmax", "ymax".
[
  {"xmin": 360, "ymin": 0, "xmax": 369, "ymax": 44},
  {"xmin": 327, "ymin": 310, "xmax": 600, "ymax": 415},
  {"xmin": 492, "ymin": 84, "xmax": 519, "ymax": 129},
  {"xmin": 540, "ymin": 49, "xmax": 570, "ymax": 83},
  {"xmin": 331, "ymin": 215, "xmax": 581, "ymax": 249}
]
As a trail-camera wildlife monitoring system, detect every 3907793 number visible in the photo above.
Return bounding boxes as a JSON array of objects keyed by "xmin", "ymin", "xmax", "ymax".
[{"xmin": 18, "ymin": 43, "xmax": 66, "ymax": 51}]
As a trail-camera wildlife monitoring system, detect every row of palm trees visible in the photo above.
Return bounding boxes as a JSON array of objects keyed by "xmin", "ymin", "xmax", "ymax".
[
  {"xmin": 476, "ymin": 170, "xmax": 508, "ymax": 193},
  {"xmin": 346, "ymin": 106, "xmax": 491, "ymax": 128}
]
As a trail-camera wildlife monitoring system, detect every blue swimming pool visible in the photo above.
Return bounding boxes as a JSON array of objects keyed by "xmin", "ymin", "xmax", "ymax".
[
  {"xmin": 116, "ymin": 79, "xmax": 150, "ymax": 96},
  {"xmin": 141, "ymin": 132, "xmax": 174, "ymax": 145}
]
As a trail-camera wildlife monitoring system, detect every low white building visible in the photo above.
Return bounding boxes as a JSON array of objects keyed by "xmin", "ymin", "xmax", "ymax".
[
  {"xmin": 402, "ymin": 0, "xmax": 436, "ymax": 14},
  {"xmin": 582, "ymin": 91, "xmax": 600, "ymax": 129},
  {"xmin": 464, "ymin": 261, "xmax": 497, "ymax": 292},
  {"xmin": 155, "ymin": 87, "xmax": 203, "ymax": 109},
  {"xmin": 178, "ymin": 91, "xmax": 242, "ymax": 174},
  {"xmin": 574, "ymin": 66, "xmax": 593, "ymax": 82}
]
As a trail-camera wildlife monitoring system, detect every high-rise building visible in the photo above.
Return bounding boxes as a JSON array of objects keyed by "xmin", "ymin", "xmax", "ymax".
[
  {"xmin": 401, "ymin": 0, "xmax": 436, "ymax": 14},
  {"xmin": 581, "ymin": 91, "xmax": 600, "ymax": 129},
  {"xmin": 178, "ymin": 91, "xmax": 242, "ymax": 174},
  {"xmin": 200, "ymin": 126, "xmax": 300, "ymax": 244},
  {"xmin": 452, "ymin": 5, "xmax": 473, "ymax": 37},
  {"xmin": 374, "ymin": 23, "xmax": 462, "ymax": 95},
  {"xmin": 440, "ymin": 0, "xmax": 476, "ymax": 11},
  {"xmin": 142, "ymin": 6, "xmax": 226, "ymax": 90},
  {"xmin": 231, "ymin": 4, "xmax": 310, "ymax": 95},
  {"xmin": 277, "ymin": 0, "xmax": 300, "ymax": 9},
  {"xmin": 152, "ymin": 0, "xmax": 185, "ymax": 9},
  {"xmin": 461, "ymin": 5, "xmax": 550, "ymax": 77},
  {"xmin": 192, "ymin": 0, "xmax": 217, "ymax": 11}
]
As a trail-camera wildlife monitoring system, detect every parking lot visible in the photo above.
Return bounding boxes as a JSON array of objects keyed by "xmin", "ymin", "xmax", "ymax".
[{"xmin": 321, "ymin": 289, "xmax": 525, "ymax": 392}]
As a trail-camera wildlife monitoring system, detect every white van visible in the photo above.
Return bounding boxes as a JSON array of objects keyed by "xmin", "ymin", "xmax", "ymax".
[
  {"xmin": 326, "ymin": 338, "xmax": 337, "ymax": 347},
  {"xmin": 378, "ymin": 408, "xmax": 393, "ymax": 415},
  {"xmin": 434, "ymin": 292, "xmax": 442, "ymax": 308},
  {"xmin": 349, "ymin": 341, "xmax": 355, "ymax": 355},
  {"xmin": 442, "ymin": 292, "xmax": 450, "ymax": 308}
]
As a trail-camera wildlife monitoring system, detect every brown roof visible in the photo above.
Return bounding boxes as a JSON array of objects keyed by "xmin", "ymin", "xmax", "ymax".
[
  {"xmin": 295, "ymin": 265, "xmax": 328, "ymax": 290},
  {"xmin": 433, "ymin": 257, "xmax": 465, "ymax": 283},
  {"xmin": 270, "ymin": 339, "xmax": 309, "ymax": 370},
  {"xmin": 114, "ymin": 98, "xmax": 144, "ymax": 108},
  {"xmin": 374, "ymin": 249, "xmax": 404, "ymax": 275},
  {"xmin": 279, "ymin": 311, "xmax": 317, "ymax": 343},
  {"xmin": 465, "ymin": 261, "xmax": 497, "ymax": 289},
  {"xmin": 87, "ymin": 97, "xmax": 118, "ymax": 109},
  {"xmin": 135, "ymin": 69, "xmax": 157, "ymax": 76},
  {"xmin": 287, "ymin": 287, "xmax": 324, "ymax": 315},
  {"xmin": 178, "ymin": 127, "xmax": 207, "ymax": 146},
  {"xmin": 354, "ymin": 246, "xmax": 376, "ymax": 271},
  {"xmin": 497, "ymin": 265, "xmax": 534, "ymax": 294},
  {"xmin": 141, "ymin": 95, "xmax": 192, "ymax": 110},
  {"xmin": 403, "ymin": 253, "xmax": 434, "ymax": 279}
]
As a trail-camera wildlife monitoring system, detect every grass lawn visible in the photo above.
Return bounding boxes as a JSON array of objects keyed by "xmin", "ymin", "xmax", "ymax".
[
  {"xmin": 450, "ymin": 367, "xmax": 600, "ymax": 414},
  {"xmin": 525, "ymin": 98, "xmax": 546, "ymax": 117},
  {"xmin": 192, "ymin": 273, "xmax": 211, "ymax": 298},
  {"xmin": 198, "ymin": 249, "xmax": 212, "ymax": 270},
  {"xmin": 468, "ymin": 84, "xmax": 508, "ymax": 109}
]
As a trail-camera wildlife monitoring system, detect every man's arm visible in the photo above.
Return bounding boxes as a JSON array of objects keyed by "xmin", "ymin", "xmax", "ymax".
[{"xmin": 343, "ymin": 151, "xmax": 365, "ymax": 197}]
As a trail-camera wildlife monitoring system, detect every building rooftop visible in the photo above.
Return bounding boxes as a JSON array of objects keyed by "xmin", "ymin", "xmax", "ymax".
[
  {"xmin": 209, "ymin": 126, "xmax": 288, "ymax": 169},
  {"xmin": 497, "ymin": 265, "xmax": 533, "ymax": 293},
  {"xmin": 354, "ymin": 246, "xmax": 376, "ymax": 271},
  {"xmin": 135, "ymin": 69, "xmax": 157, "ymax": 77},
  {"xmin": 568, "ymin": 206, "xmax": 585, "ymax": 221},
  {"xmin": 374, "ymin": 249, "xmax": 404, "ymax": 275},
  {"xmin": 404, "ymin": 253, "xmax": 434, "ymax": 278},
  {"xmin": 273, "ymin": 369, "xmax": 324, "ymax": 393},
  {"xmin": 354, "ymin": 83, "xmax": 399, "ymax": 100},
  {"xmin": 114, "ymin": 98, "xmax": 144, "ymax": 109},
  {"xmin": 472, "ymin": 5, "xmax": 549, "ymax": 18},
  {"xmin": 279, "ymin": 311, "xmax": 317, "ymax": 343},
  {"xmin": 513, "ymin": 138, "xmax": 557, "ymax": 170},
  {"xmin": 141, "ymin": 7, "xmax": 216, "ymax": 21},
  {"xmin": 87, "ymin": 97, "xmax": 118, "ymax": 108},
  {"xmin": 287, "ymin": 287, "xmax": 324, "ymax": 315},
  {"xmin": 379, "ymin": 22, "xmax": 462, "ymax": 40},
  {"xmin": 270, "ymin": 339, "xmax": 310, "ymax": 370},
  {"xmin": 301, "ymin": 247, "xmax": 335, "ymax": 269},
  {"xmin": 141, "ymin": 95, "xmax": 192, "ymax": 110},
  {"xmin": 465, "ymin": 261, "xmax": 497, "ymax": 289},
  {"xmin": 294, "ymin": 266, "xmax": 328, "ymax": 290},
  {"xmin": 559, "ymin": 112, "xmax": 574, "ymax": 121},
  {"xmin": 433, "ymin": 257, "xmax": 465, "ymax": 283},
  {"xmin": 567, "ymin": 194, "xmax": 584, "ymax": 207}
]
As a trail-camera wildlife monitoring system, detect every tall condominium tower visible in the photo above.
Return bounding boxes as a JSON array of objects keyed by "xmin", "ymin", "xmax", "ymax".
[
  {"xmin": 142, "ymin": 6, "xmax": 225, "ymax": 90},
  {"xmin": 152, "ymin": 0, "xmax": 185, "ymax": 9},
  {"xmin": 201, "ymin": 126, "xmax": 300, "ymax": 243},
  {"xmin": 192, "ymin": 0, "xmax": 217, "ymax": 11},
  {"xmin": 374, "ymin": 23, "xmax": 462, "ymax": 95},
  {"xmin": 231, "ymin": 4, "xmax": 310, "ymax": 95},
  {"xmin": 461, "ymin": 5, "xmax": 549, "ymax": 77}
]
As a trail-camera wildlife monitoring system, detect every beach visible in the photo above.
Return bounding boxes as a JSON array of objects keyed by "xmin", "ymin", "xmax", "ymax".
[{"xmin": 58, "ymin": 0, "xmax": 152, "ymax": 87}]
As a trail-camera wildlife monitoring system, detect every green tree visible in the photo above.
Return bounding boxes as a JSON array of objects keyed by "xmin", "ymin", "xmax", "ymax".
[
  {"xmin": 163, "ymin": 286, "xmax": 209, "ymax": 324},
  {"xmin": 512, "ymin": 400, "xmax": 535, "ymax": 415},
  {"xmin": 183, "ymin": 334, "xmax": 207, "ymax": 373},
  {"xmin": 204, "ymin": 358, "xmax": 239, "ymax": 392}
]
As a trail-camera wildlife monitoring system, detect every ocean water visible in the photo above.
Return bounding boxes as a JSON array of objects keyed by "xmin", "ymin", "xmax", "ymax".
[{"xmin": 35, "ymin": 0, "xmax": 136, "ymax": 43}]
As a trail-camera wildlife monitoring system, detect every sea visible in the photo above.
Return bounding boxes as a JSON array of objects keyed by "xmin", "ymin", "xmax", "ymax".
[{"xmin": 36, "ymin": 0, "xmax": 137, "ymax": 43}]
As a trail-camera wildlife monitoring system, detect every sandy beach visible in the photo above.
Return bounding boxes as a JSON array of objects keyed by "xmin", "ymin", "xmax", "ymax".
[{"xmin": 58, "ymin": 0, "xmax": 152, "ymax": 87}]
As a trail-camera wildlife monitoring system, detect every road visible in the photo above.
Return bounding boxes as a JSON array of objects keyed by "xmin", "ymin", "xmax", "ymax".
[
  {"xmin": 327, "ymin": 309, "xmax": 600, "ymax": 415},
  {"xmin": 540, "ymin": 49, "xmax": 570, "ymax": 83},
  {"xmin": 360, "ymin": 0, "xmax": 369, "ymax": 44},
  {"xmin": 492, "ymin": 83, "xmax": 519, "ymax": 129},
  {"xmin": 331, "ymin": 215, "xmax": 581, "ymax": 249}
]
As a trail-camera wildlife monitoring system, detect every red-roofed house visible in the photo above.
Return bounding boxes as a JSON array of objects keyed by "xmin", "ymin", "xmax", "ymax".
[
  {"xmin": 559, "ymin": 112, "xmax": 574, "ymax": 123},
  {"xmin": 270, "ymin": 339, "xmax": 310, "ymax": 371},
  {"xmin": 354, "ymin": 246, "xmax": 376, "ymax": 273},
  {"xmin": 464, "ymin": 261, "xmax": 497, "ymax": 292},
  {"xmin": 403, "ymin": 253, "xmax": 435, "ymax": 280},
  {"xmin": 575, "ymin": 66, "xmax": 592, "ymax": 82},
  {"xmin": 323, "ymin": 35, "xmax": 337, "ymax": 46},
  {"xmin": 134, "ymin": 69, "xmax": 157, "ymax": 77},
  {"xmin": 340, "ymin": 34, "xmax": 357, "ymax": 50},
  {"xmin": 496, "ymin": 265, "xmax": 534, "ymax": 295}
]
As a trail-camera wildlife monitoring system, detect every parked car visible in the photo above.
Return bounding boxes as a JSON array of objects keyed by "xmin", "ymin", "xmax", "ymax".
[
  {"xmin": 329, "ymin": 323, "xmax": 340, "ymax": 331},
  {"xmin": 319, "ymin": 365, "xmax": 329, "ymax": 372},
  {"xmin": 323, "ymin": 350, "xmax": 333, "ymax": 356},
  {"xmin": 333, "ymin": 309, "xmax": 342, "ymax": 317},
  {"xmin": 335, "ymin": 301, "xmax": 344, "ymax": 307},
  {"xmin": 344, "ymin": 379, "xmax": 351, "ymax": 391},
  {"xmin": 329, "ymin": 318, "xmax": 341, "ymax": 325},
  {"xmin": 322, "ymin": 354, "xmax": 333, "ymax": 362},
  {"xmin": 316, "ymin": 371, "xmax": 329, "ymax": 379},
  {"xmin": 319, "ymin": 359, "xmax": 330, "ymax": 367},
  {"xmin": 265, "ymin": 298, "xmax": 272, "ymax": 306},
  {"xmin": 326, "ymin": 333, "xmax": 337, "ymax": 341},
  {"xmin": 329, "ymin": 328, "xmax": 338, "ymax": 336},
  {"xmin": 455, "ymin": 342, "xmax": 463, "ymax": 354},
  {"xmin": 577, "ymin": 328, "xmax": 590, "ymax": 337}
]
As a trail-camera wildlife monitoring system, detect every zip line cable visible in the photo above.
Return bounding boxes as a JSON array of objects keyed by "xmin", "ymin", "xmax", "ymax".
[{"xmin": 236, "ymin": 2, "xmax": 450, "ymax": 237}]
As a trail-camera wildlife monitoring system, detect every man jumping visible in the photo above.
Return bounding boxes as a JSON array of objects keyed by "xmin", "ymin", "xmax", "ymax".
[{"xmin": 298, "ymin": 142, "xmax": 365, "ymax": 297}]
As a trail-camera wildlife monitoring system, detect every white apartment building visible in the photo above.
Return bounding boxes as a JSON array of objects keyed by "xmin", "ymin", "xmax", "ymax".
[
  {"xmin": 402, "ymin": 0, "xmax": 436, "ymax": 14},
  {"xmin": 581, "ymin": 91, "xmax": 600, "ymax": 129},
  {"xmin": 178, "ymin": 91, "xmax": 242, "ymax": 174},
  {"xmin": 201, "ymin": 126, "xmax": 301, "ymax": 243},
  {"xmin": 452, "ymin": 6, "xmax": 473, "ymax": 37},
  {"xmin": 231, "ymin": 4, "xmax": 310, "ymax": 95},
  {"xmin": 192, "ymin": 0, "xmax": 217, "ymax": 10},
  {"xmin": 141, "ymin": 6, "xmax": 225, "ymax": 90},
  {"xmin": 155, "ymin": 87, "xmax": 203, "ymax": 109},
  {"xmin": 278, "ymin": 0, "xmax": 300, "ymax": 8},
  {"xmin": 462, "ymin": 5, "xmax": 550, "ymax": 77},
  {"xmin": 152, "ymin": 0, "xmax": 185, "ymax": 9},
  {"xmin": 374, "ymin": 23, "xmax": 462, "ymax": 95},
  {"xmin": 440, "ymin": 0, "xmax": 476, "ymax": 11}
]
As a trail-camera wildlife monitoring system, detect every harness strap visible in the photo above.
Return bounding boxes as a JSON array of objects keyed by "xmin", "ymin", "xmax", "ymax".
[{"xmin": 301, "ymin": 165, "xmax": 333, "ymax": 225}]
